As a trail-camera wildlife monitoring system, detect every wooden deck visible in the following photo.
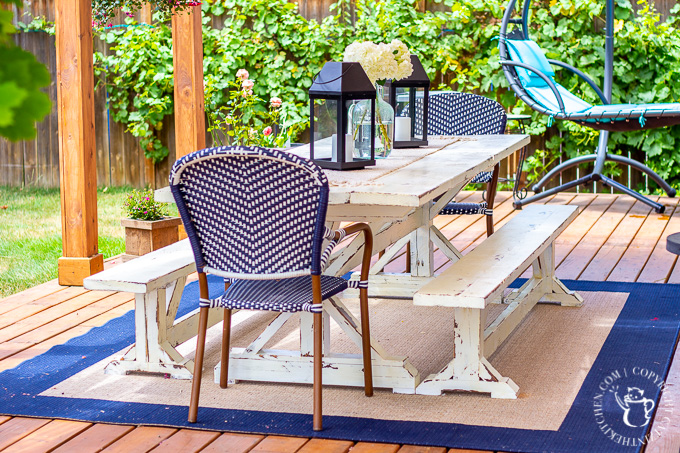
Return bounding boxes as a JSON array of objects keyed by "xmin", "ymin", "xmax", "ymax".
[{"xmin": 1, "ymin": 191, "xmax": 679, "ymax": 453}]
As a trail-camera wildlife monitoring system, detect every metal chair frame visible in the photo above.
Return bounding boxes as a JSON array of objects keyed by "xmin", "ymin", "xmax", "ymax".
[{"xmin": 170, "ymin": 146, "xmax": 374, "ymax": 431}]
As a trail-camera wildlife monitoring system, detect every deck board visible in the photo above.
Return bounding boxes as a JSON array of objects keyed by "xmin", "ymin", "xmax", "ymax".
[
  {"xmin": 557, "ymin": 194, "xmax": 636, "ymax": 280},
  {"xmin": 0, "ymin": 420, "xmax": 91, "ymax": 453},
  {"xmin": 101, "ymin": 426, "xmax": 178, "ymax": 453},
  {"xmin": 637, "ymin": 203, "xmax": 680, "ymax": 283},
  {"xmin": 149, "ymin": 429, "xmax": 220, "ymax": 452},
  {"xmin": 51, "ymin": 424, "xmax": 134, "ymax": 453},
  {"xmin": 199, "ymin": 433, "xmax": 265, "ymax": 453},
  {"xmin": 297, "ymin": 438, "xmax": 354, "ymax": 453},
  {"xmin": 1, "ymin": 192, "xmax": 680, "ymax": 453},
  {"xmin": 578, "ymin": 199, "xmax": 655, "ymax": 281},
  {"xmin": 607, "ymin": 199, "xmax": 679, "ymax": 282},
  {"xmin": 0, "ymin": 418, "xmax": 52, "ymax": 451}
]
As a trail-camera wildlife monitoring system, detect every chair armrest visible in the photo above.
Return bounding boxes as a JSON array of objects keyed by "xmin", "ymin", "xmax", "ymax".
[
  {"xmin": 326, "ymin": 223, "xmax": 373, "ymax": 284},
  {"xmin": 546, "ymin": 59, "xmax": 609, "ymax": 105},
  {"xmin": 500, "ymin": 60, "xmax": 566, "ymax": 114}
]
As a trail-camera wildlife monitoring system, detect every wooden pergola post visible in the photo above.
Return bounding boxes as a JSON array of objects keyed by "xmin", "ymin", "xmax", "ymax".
[
  {"xmin": 55, "ymin": 0, "xmax": 103, "ymax": 285},
  {"xmin": 55, "ymin": 2, "xmax": 203, "ymax": 285},
  {"xmin": 172, "ymin": 5, "xmax": 205, "ymax": 158}
]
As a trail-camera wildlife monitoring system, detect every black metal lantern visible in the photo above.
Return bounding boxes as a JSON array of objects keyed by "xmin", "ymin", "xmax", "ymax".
[
  {"xmin": 387, "ymin": 55, "xmax": 430, "ymax": 148},
  {"xmin": 309, "ymin": 62, "xmax": 376, "ymax": 170}
]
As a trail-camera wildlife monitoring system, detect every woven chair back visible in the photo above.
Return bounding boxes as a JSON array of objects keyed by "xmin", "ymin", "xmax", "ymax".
[
  {"xmin": 170, "ymin": 146, "xmax": 329, "ymax": 278},
  {"xmin": 416, "ymin": 92, "xmax": 507, "ymax": 136}
]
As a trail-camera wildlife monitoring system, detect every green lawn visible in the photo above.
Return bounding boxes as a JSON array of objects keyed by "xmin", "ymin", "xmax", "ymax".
[{"xmin": 0, "ymin": 186, "xmax": 133, "ymax": 298}]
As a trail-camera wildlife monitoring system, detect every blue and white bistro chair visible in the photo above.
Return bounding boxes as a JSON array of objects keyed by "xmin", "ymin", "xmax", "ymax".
[
  {"xmin": 418, "ymin": 91, "xmax": 508, "ymax": 236},
  {"xmin": 169, "ymin": 146, "xmax": 374, "ymax": 431}
]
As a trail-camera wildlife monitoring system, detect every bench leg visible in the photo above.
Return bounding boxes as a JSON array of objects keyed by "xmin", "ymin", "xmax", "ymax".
[
  {"xmin": 507, "ymin": 244, "xmax": 583, "ymax": 307},
  {"xmin": 104, "ymin": 277, "xmax": 223, "ymax": 379},
  {"xmin": 535, "ymin": 244, "xmax": 583, "ymax": 307},
  {"xmin": 415, "ymin": 307, "xmax": 519, "ymax": 399}
]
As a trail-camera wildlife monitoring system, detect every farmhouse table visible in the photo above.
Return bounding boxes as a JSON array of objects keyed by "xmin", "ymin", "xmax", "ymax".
[
  {"xmin": 218, "ymin": 135, "xmax": 530, "ymax": 393},
  {"xmin": 88, "ymin": 135, "xmax": 530, "ymax": 392}
]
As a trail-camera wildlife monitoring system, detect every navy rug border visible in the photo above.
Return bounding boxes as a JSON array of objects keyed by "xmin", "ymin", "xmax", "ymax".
[{"xmin": 1, "ymin": 279, "xmax": 678, "ymax": 453}]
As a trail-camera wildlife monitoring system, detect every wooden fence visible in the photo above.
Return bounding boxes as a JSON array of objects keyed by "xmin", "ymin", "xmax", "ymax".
[{"xmin": 0, "ymin": 0, "xmax": 675, "ymax": 189}]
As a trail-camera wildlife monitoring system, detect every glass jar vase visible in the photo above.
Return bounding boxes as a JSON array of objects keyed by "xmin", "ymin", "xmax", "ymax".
[{"xmin": 349, "ymin": 83, "xmax": 394, "ymax": 159}]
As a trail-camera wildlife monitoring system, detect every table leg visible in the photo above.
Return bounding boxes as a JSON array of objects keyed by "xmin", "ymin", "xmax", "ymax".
[{"xmin": 409, "ymin": 207, "xmax": 435, "ymax": 277}]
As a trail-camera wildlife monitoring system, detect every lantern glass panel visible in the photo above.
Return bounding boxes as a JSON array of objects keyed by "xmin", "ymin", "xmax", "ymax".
[
  {"xmin": 312, "ymin": 98, "xmax": 366, "ymax": 165},
  {"xmin": 393, "ymin": 87, "xmax": 419, "ymax": 143},
  {"xmin": 312, "ymin": 98, "xmax": 338, "ymax": 160},
  {"xmin": 412, "ymin": 87, "xmax": 426, "ymax": 141}
]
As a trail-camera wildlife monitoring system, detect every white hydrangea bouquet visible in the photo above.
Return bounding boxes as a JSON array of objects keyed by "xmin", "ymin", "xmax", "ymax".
[
  {"xmin": 343, "ymin": 40, "xmax": 413, "ymax": 157},
  {"xmin": 343, "ymin": 40, "xmax": 414, "ymax": 84}
]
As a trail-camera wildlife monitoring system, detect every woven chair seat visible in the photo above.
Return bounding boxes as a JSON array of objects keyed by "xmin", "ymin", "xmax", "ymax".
[
  {"xmin": 440, "ymin": 202, "xmax": 492, "ymax": 216},
  {"xmin": 202, "ymin": 275, "xmax": 349, "ymax": 313}
]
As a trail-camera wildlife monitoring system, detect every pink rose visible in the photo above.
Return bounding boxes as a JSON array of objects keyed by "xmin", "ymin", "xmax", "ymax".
[
  {"xmin": 270, "ymin": 97, "xmax": 282, "ymax": 108},
  {"xmin": 242, "ymin": 89, "xmax": 253, "ymax": 97},
  {"xmin": 263, "ymin": 126, "xmax": 273, "ymax": 136},
  {"xmin": 242, "ymin": 79, "xmax": 254, "ymax": 90},
  {"xmin": 236, "ymin": 69, "xmax": 249, "ymax": 80}
]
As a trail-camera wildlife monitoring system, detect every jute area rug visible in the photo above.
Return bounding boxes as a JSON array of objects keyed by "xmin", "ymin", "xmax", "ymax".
[{"xmin": 43, "ymin": 289, "xmax": 626, "ymax": 432}]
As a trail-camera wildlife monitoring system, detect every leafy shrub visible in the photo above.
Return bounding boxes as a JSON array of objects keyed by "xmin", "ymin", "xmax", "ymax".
[
  {"xmin": 91, "ymin": 0, "xmax": 680, "ymax": 190},
  {"xmin": 123, "ymin": 188, "xmax": 168, "ymax": 221}
]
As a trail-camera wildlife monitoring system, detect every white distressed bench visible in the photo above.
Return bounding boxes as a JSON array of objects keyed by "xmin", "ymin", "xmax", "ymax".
[
  {"xmin": 413, "ymin": 204, "xmax": 582, "ymax": 398},
  {"xmin": 84, "ymin": 238, "xmax": 420, "ymax": 391},
  {"xmin": 84, "ymin": 239, "xmax": 223, "ymax": 379}
]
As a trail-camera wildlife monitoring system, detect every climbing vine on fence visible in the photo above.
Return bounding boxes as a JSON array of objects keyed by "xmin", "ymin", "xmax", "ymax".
[{"xmin": 89, "ymin": 0, "xmax": 680, "ymax": 191}]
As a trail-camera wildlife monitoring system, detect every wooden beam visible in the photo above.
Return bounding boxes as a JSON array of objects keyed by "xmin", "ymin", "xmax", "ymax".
[
  {"xmin": 55, "ymin": 0, "xmax": 103, "ymax": 286},
  {"xmin": 172, "ymin": 6, "xmax": 205, "ymax": 159}
]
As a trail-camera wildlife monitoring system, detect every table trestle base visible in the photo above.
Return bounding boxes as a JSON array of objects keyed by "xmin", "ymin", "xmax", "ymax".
[{"xmin": 217, "ymin": 296, "xmax": 421, "ymax": 392}]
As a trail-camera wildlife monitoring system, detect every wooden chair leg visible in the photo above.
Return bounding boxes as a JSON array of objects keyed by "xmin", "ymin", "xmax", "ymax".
[
  {"xmin": 313, "ymin": 311, "xmax": 323, "ymax": 431},
  {"xmin": 311, "ymin": 274, "xmax": 323, "ymax": 431},
  {"xmin": 189, "ymin": 273, "xmax": 211, "ymax": 423},
  {"xmin": 406, "ymin": 242, "xmax": 411, "ymax": 271},
  {"xmin": 485, "ymin": 163, "xmax": 500, "ymax": 237},
  {"xmin": 220, "ymin": 308, "xmax": 231, "ymax": 389},
  {"xmin": 188, "ymin": 306, "xmax": 209, "ymax": 423},
  {"xmin": 359, "ymin": 287, "xmax": 373, "ymax": 397}
]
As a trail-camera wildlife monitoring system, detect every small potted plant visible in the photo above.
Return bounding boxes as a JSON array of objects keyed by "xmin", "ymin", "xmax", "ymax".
[{"xmin": 121, "ymin": 188, "xmax": 182, "ymax": 261}]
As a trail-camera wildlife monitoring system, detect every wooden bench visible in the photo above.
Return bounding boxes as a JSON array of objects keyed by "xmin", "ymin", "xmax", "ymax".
[
  {"xmin": 413, "ymin": 204, "xmax": 582, "ymax": 398},
  {"xmin": 83, "ymin": 239, "xmax": 223, "ymax": 379}
]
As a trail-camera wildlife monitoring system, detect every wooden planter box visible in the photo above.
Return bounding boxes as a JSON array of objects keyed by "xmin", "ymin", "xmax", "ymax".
[{"xmin": 121, "ymin": 217, "xmax": 183, "ymax": 261}]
